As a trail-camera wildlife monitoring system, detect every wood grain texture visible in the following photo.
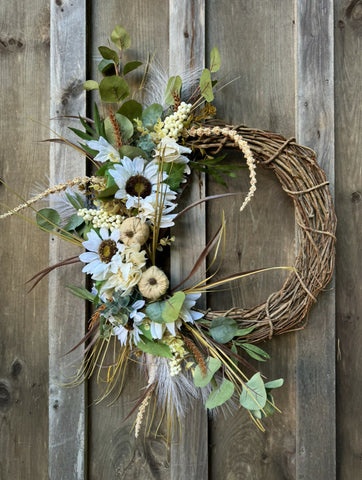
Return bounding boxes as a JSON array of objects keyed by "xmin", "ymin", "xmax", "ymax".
[
  {"xmin": 88, "ymin": 3, "xmax": 171, "ymax": 479},
  {"xmin": 206, "ymin": 1, "xmax": 297, "ymax": 478},
  {"xmin": 296, "ymin": 1, "xmax": 336, "ymax": 478},
  {"xmin": 49, "ymin": 1, "xmax": 87, "ymax": 479},
  {"xmin": 169, "ymin": 2, "xmax": 208, "ymax": 479},
  {"xmin": 0, "ymin": 1, "xmax": 50, "ymax": 479},
  {"xmin": 335, "ymin": 1, "xmax": 362, "ymax": 477}
]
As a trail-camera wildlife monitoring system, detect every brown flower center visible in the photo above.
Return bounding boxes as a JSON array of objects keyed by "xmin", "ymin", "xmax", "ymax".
[
  {"xmin": 98, "ymin": 239, "xmax": 117, "ymax": 263},
  {"xmin": 125, "ymin": 175, "xmax": 152, "ymax": 198}
]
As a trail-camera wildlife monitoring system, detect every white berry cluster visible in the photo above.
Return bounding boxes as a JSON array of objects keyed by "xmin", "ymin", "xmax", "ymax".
[
  {"xmin": 161, "ymin": 102, "xmax": 192, "ymax": 140},
  {"xmin": 77, "ymin": 208, "xmax": 124, "ymax": 231}
]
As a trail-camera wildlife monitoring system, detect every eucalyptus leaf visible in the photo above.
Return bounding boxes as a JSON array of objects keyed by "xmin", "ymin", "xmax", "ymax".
[
  {"xmin": 162, "ymin": 292, "xmax": 185, "ymax": 323},
  {"xmin": 99, "ymin": 76, "xmax": 130, "ymax": 103},
  {"xmin": 164, "ymin": 76, "xmax": 182, "ymax": 105},
  {"xmin": 235, "ymin": 326, "xmax": 255, "ymax": 336},
  {"xmin": 36, "ymin": 208, "xmax": 60, "ymax": 232},
  {"xmin": 205, "ymin": 379, "xmax": 234, "ymax": 409},
  {"xmin": 83, "ymin": 80, "xmax": 99, "ymax": 91},
  {"xmin": 118, "ymin": 99, "xmax": 143, "ymax": 122},
  {"xmin": 210, "ymin": 316, "xmax": 238, "ymax": 344},
  {"xmin": 145, "ymin": 301, "xmax": 165, "ymax": 323},
  {"xmin": 63, "ymin": 213, "xmax": 84, "ymax": 232},
  {"xmin": 98, "ymin": 46, "xmax": 119, "ymax": 63},
  {"xmin": 142, "ymin": 103, "xmax": 163, "ymax": 130},
  {"xmin": 138, "ymin": 324, "xmax": 153, "ymax": 341},
  {"xmin": 264, "ymin": 378, "xmax": 284, "ymax": 390},
  {"xmin": 98, "ymin": 58, "xmax": 116, "ymax": 76},
  {"xmin": 239, "ymin": 372, "xmax": 267, "ymax": 410},
  {"xmin": 123, "ymin": 61, "xmax": 142, "ymax": 75},
  {"xmin": 137, "ymin": 337, "xmax": 173, "ymax": 359},
  {"xmin": 199, "ymin": 68, "xmax": 214, "ymax": 102},
  {"xmin": 111, "ymin": 25, "xmax": 131, "ymax": 51},
  {"xmin": 193, "ymin": 357, "xmax": 221, "ymax": 388},
  {"xmin": 210, "ymin": 46, "xmax": 221, "ymax": 73},
  {"xmin": 241, "ymin": 343, "xmax": 270, "ymax": 362},
  {"xmin": 119, "ymin": 145, "xmax": 148, "ymax": 160}
]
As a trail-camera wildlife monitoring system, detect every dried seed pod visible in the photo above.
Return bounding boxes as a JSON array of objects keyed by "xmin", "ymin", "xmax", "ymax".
[
  {"xmin": 119, "ymin": 217, "xmax": 149, "ymax": 246},
  {"xmin": 138, "ymin": 266, "xmax": 169, "ymax": 300}
]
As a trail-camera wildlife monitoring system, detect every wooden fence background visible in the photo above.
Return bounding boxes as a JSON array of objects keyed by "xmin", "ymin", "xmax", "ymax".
[{"xmin": 0, "ymin": 0, "xmax": 361, "ymax": 479}]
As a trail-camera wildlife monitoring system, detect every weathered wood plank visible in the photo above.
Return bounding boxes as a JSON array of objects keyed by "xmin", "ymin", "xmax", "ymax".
[
  {"xmin": 169, "ymin": 2, "xmax": 208, "ymax": 479},
  {"xmin": 88, "ymin": 4, "xmax": 171, "ymax": 479},
  {"xmin": 334, "ymin": 1, "xmax": 362, "ymax": 478},
  {"xmin": 0, "ymin": 2, "xmax": 50, "ymax": 479},
  {"xmin": 295, "ymin": 1, "xmax": 336, "ymax": 478},
  {"xmin": 49, "ymin": 2, "xmax": 87, "ymax": 479},
  {"xmin": 206, "ymin": 1, "xmax": 297, "ymax": 478}
]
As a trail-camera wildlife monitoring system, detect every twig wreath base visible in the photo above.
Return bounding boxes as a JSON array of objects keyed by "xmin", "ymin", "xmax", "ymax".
[{"xmin": 187, "ymin": 124, "xmax": 336, "ymax": 343}]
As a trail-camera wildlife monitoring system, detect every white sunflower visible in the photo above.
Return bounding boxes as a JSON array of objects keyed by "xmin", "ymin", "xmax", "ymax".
[
  {"xmin": 79, "ymin": 228, "xmax": 123, "ymax": 280},
  {"xmin": 109, "ymin": 156, "xmax": 176, "ymax": 210}
]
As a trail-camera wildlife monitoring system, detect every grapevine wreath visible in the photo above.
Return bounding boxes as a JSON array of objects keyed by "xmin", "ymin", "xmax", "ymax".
[{"xmin": 0, "ymin": 26, "xmax": 336, "ymax": 437}]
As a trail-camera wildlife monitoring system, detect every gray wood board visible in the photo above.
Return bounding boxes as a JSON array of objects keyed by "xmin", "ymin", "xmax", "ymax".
[
  {"xmin": 206, "ymin": 1, "xmax": 297, "ymax": 478},
  {"xmin": 87, "ymin": 3, "xmax": 171, "ymax": 479},
  {"xmin": 49, "ymin": 2, "xmax": 87, "ymax": 479},
  {"xmin": 0, "ymin": 1, "xmax": 50, "ymax": 479},
  {"xmin": 169, "ymin": 2, "xmax": 208, "ymax": 479},
  {"xmin": 296, "ymin": 0, "xmax": 336, "ymax": 478},
  {"xmin": 335, "ymin": 0, "xmax": 362, "ymax": 478}
]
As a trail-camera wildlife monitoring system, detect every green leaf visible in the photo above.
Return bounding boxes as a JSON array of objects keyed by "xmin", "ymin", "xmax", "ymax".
[
  {"xmin": 239, "ymin": 372, "xmax": 267, "ymax": 410},
  {"xmin": 63, "ymin": 213, "xmax": 84, "ymax": 232},
  {"xmin": 66, "ymin": 285, "xmax": 96, "ymax": 302},
  {"xmin": 69, "ymin": 127, "xmax": 94, "ymax": 141},
  {"xmin": 104, "ymin": 113, "xmax": 134, "ymax": 145},
  {"xmin": 251, "ymin": 393, "xmax": 277, "ymax": 420},
  {"xmin": 162, "ymin": 292, "xmax": 185, "ymax": 323},
  {"xmin": 241, "ymin": 343, "xmax": 270, "ymax": 362},
  {"xmin": 99, "ymin": 76, "xmax": 130, "ymax": 103},
  {"xmin": 264, "ymin": 378, "xmax": 284, "ymax": 390},
  {"xmin": 93, "ymin": 103, "xmax": 104, "ymax": 137},
  {"xmin": 83, "ymin": 80, "xmax": 99, "ymax": 91},
  {"xmin": 235, "ymin": 326, "xmax": 255, "ymax": 336},
  {"xmin": 65, "ymin": 192, "xmax": 86, "ymax": 210},
  {"xmin": 137, "ymin": 337, "xmax": 173, "ymax": 359},
  {"xmin": 164, "ymin": 75, "xmax": 182, "ymax": 105},
  {"xmin": 95, "ymin": 183, "xmax": 118, "ymax": 199},
  {"xmin": 138, "ymin": 324, "xmax": 153, "ymax": 341},
  {"xmin": 119, "ymin": 145, "xmax": 148, "ymax": 160},
  {"xmin": 210, "ymin": 47, "xmax": 221, "ymax": 73},
  {"xmin": 111, "ymin": 25, "xmax": 131, "ymax": 51},
  {"xmin": 205, "ymin": 379, "xmax": 234, "ymax": 409},
  {"xmin": 209, "ymin": 317, "xmax": 238, "ymax": 344},
  {"xmin": 98, "ymin": 58, "xmax": 116, "ymax": 76},
  {"xmin": 193, "ymin": 357, "xmax": 221, "ymax": 388},
  {"xmin": 199, "ymin": 68, "xmax": 214, "ymax": 102},
  {"xmin": 123, "ymin": 61, "xmax": 142, "ymax": 75},
  {"xmin": 98, "ymin": 46, "xmax": 119, "ymax": 63},
  {"xmin": 164, "ymin": 162, "xmax": 186, "ymax": 191},
  {"xmin": 36, "ymin": 208, "xmax": 60, "ymax": 231},
  {"xmin": 145, "ymin": 301, "xmax": 165, "ymax": 323},
  {"xmin": 118, "ymin": 99, "xmax": 143, "ymax": 122},
  {"xmin": 141, "ymin": 103, "xmax": 163, "ymax": 130},
  {"xmin": 137, "ymin": 134, "xmax": 155, "ymax": 154}
]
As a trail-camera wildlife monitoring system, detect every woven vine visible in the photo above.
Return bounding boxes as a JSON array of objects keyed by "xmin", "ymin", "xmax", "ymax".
[{"xmin": 186, "ymin": 124, "xmax": 336, "ymax": 343}]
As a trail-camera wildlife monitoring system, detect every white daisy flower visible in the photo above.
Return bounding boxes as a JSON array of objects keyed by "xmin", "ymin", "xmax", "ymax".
[
  {"xmin": 138, "ymin": 201, "xmax": 177, "ymax": 228},
  {"xmin": 86, "ymin": 136, "xmax": 121, "ymax": 163},
  {"xmin": 79, "ymin": 228, "xmax": 123, "ymax": 280},
  {"xmin": 112, "ymin": 300, "xmax": 146, "ymax": 347},
  {"xmin": 153, "ymin": 137, "xmax": 192, "ymax": 174},
  {"xmin": 109, "ymin": 156, "xmax": 176, "ymax": 209}
]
